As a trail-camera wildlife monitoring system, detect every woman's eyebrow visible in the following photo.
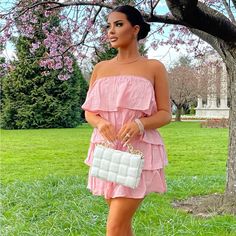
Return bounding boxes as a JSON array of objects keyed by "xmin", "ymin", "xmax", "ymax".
[{"xmin": 107, "ymin": 20, "xmax": 124, "ymax": 24}]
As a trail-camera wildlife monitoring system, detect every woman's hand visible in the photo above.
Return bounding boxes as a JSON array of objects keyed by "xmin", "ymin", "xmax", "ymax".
[
  {"xmin": 97, "ymin": 120, "xmax": 116, "ymax": 143},
  {"xmin": 117, "ymin": 121, "xmax": 140, "ymax": 145}
]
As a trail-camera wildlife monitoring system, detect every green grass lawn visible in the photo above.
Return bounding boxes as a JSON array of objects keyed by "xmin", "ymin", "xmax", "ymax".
[{"xmin": 1, "ymin": 122, "xmax": 235, "ymax": 236}]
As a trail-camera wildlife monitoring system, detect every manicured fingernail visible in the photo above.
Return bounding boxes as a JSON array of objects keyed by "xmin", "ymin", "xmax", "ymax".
[{"xmin": 123, "ymin": 141, "xmax": 128, "ymax": 147}]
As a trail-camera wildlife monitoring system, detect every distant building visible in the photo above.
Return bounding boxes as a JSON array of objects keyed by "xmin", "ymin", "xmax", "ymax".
[{"xmin": 195, "ymin": 54, "xmax": 229, "ymax": 119}]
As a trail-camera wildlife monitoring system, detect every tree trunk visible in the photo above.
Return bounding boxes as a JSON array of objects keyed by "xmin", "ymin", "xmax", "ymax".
[
  {"xmin": 185, "ymin": 30, "xmax": 236, "ymax": 199},
  {"xmin": 163, "ymin": 0, "xmax": 236, "ymax": 209},
  {"xmin": 175, "ymin": 107, "xmax": 182, "ymax": 121},
  {"xmin": 224, "ymin": 44, "xmax": 236, "ymax": 197}
]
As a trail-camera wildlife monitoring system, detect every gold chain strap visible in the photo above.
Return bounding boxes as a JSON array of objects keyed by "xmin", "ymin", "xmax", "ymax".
[
  {"xmin": 126, "ymin": 144, "xmax": 144, "ymax": 159},
  {"xmin": 98, "ymin": 141, "xmax": 144, "ymax": 159}
]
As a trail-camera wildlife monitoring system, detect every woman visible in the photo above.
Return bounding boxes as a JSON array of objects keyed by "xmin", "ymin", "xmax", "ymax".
[{"xmin": 82, "ymin": 5, "xmax": 171, "ymax": 236}]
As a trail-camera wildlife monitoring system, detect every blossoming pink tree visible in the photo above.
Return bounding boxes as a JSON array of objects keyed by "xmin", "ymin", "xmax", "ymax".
[
  {"xmin": 1, "ymin": 0, "xmax": 236, "ymax": 204},
  {"xmin": 169, "ymin": 63, "xmax": 199, "ymax": 121}
]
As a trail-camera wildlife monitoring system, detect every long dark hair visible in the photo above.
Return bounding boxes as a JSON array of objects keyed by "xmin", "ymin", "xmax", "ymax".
[{"xmin": 112, "ymin": 5, "xmax": 151, "ymax": 40}]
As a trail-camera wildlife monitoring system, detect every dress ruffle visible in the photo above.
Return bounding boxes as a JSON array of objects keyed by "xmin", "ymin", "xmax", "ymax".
[
  {"xmin": 82, "ymin": 75, "xmax": 168, "ymax": 198},
  {"xmin": 82, "ymin": 75, "xmax": 157, "ymax": 116},
  {"xmin": 88, "ymin": 169, "xmax": 166, "ymax": 199}
]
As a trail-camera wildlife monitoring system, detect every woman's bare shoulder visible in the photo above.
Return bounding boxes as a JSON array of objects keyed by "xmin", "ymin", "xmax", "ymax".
[
  {"xmin": 146, "ymin": 58, "xmax": 166, "ymax": 69},
  {"xmin": 94, "ymin": 58, "xmax": 115, "ymax": 69},
  {"xmin": 89, "ymin": 60, "xmax": 113, "ymax": 86},
  {"xmin": 144, "ymin": 58, "xmax": 168, "ymax": 86},
  {"xmin": 146, "ymin": 58, "xmax": 167, "ymax": 77},
  {"xmin": 92, "ymin": 58, "xmax": 116, "ymax": 80}
]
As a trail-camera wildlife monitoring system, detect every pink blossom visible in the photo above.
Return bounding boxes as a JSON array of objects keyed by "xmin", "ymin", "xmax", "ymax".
[
  {"xmin": 55, "ymin": 62, "xmax": 63, "ymax": 69},
  {"xmin": 58, "ymin": 74, "xmax": 70, "ymax": 81},
  {"xmin": 31, "ymin": 42, "xmax": 40, "ymax": 51},
  {"xmin": 39, "ymin": 60, "xmax": 47, "ymax": 67},
  {"xmin": 44, "ymin": 11, "xmax": 51, "ymax": 17},
  {"xmin": 60, "ymin": 15, "xmax": 67, "ymax": 20},
  {"xmin": 41, "ymin": 71, "xmax": 50, "ymax": 76},
  {"xmin": 87, "ymin": 19, "xmax": 94, "ymax": 28},
  {"xmin": 42, "ymin": 23, "xmax": 49, "ymax": 31}
]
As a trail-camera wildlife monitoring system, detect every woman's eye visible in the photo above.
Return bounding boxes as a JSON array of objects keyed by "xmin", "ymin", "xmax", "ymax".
[
  {"xmin": 106, "ymin": 22, "xmax": 123, "ymax": 30},
  {"xmin": 116, "ymin": 22, "xmax": 123, "ymax": 27}
]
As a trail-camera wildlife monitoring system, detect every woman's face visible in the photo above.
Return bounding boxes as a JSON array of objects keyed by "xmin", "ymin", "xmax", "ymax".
[{"xmin": 107, "ymin": 12, "xmax": 139, "ymax": 48}]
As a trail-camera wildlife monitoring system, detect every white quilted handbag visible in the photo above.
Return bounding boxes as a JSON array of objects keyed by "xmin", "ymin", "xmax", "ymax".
[{"xmin": 91, "ymin": 143, "xmax": 144, "ymax": 189}]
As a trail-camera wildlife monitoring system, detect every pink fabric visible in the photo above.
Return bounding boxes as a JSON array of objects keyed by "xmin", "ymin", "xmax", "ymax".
[
  {"xmin": 88, "ymin": 169, "xmax": 166, "ymax": 199},
  {"xmin": 82, "ymin": 75, "xmax": 168, "ymax": 199}
]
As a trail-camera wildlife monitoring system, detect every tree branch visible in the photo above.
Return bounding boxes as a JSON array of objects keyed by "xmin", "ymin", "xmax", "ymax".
[
  {"xmin": 165, "ymin": 0, "xmax": 236, "ymax": 42},
  {"xmin": 150, "ymin": 0, "xmax": 160, "ymax": 16},
  {"xmin": 222, "ymin": 0, "xmax": 236, "ymax": 23},
  {"xmin": 190, "ymin": 28, "xmax": 227, "ymax": 60},
  {"xmin": 62, "ymin": 6, "xmax": 103, "ymax": 54},
  {"xmin": 145, "ymin": 13, "xmax": 188, "ymax": 26},
  {"xmin": 18, "ymin": 1, "xmax": 113, "ymax": 17},
  {"xmin": 232, "ymin": 0, "xmax": 236, "ymax": 9}
]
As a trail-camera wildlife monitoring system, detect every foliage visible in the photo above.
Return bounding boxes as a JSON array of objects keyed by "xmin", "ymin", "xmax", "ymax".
[
  {"xmin": 92, "ymin": 42, "xmax": 148, "ymax": 64},
  {"xmin": 75, "ymin": 62, "xmax": 89, "ymax": 121},
  {"xmin": 0, "ymin": 49, "xmax": 9, "ymax": 78},
  {"xmin": 196, "ymin": 53, "xmax": 226, "ymax": 101},
  {"xmin": 1, "ymin": 7, "xmax": 88, "ymax": 129},
  {"xmin": 173, "ymin": 56, "xmax": 192, "ymax": 67},
  {"xmin": 1, "ymin": 56, "xmax": 85, "ymax": 129},
  {"xmin": 92, "ymin": 43, "xmax": 118, "ymax": 64},
  {"xmin": 0, "ymin": 56, "xmax": 7, "ymax": 112},
  {"xmin": 190, "ymin": 104, "xmax": 196, "ymax": 115},
  {"xmin": 168, "ymin": 56, "xmax": 198, "ymax": 121},
  {"xmin": 201, "ymin": 118, "xmax": 229, "ymax": 128}
]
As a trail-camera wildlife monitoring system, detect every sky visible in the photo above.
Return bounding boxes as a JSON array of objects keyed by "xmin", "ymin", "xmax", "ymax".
[{"xmin": 148, "ymin": 46, "xmax": 185, "ymax": 68}]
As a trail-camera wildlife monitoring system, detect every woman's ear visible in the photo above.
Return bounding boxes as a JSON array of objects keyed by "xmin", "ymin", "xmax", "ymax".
[{"xmin": 134, "ymin": 25, "xmax": 140, "ymax": 37}]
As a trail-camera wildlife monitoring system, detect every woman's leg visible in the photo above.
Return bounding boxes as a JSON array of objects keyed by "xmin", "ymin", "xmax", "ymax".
[
  {"xmin": 105, "ymin": 198, "xmax": 111, "ymax": 206},
  {"xmin": 106, "ymin": 197, "xmax": 143, "ymax": 236}
]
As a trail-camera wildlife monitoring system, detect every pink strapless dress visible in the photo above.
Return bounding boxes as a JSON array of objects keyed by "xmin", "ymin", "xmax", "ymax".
[{"xmin": 82, "ymin": 75, "xmax": 168, "ymax": 199}]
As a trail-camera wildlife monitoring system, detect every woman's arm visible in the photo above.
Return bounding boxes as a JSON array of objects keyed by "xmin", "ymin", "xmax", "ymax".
[
  {"xmin": 84, "ymin": 62, "xmax": 117, "ymax": 143},
  {"xmin": 140, "ymin": 60, "xmax": 172, "ymax": 129},
  {"xmin": 117, "ymin": 60, "xmax": 171, "ymax": 144}
]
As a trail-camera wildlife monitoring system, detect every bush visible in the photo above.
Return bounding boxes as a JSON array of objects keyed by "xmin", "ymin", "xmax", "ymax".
[
  {"xmin": 1, "ymin": 35, "xmax": 88, "ymax": 129},
  {"xmin": 200, "ymin": 118, "xmax": 229, "ymax": 128},
  {"xmin": 190, "ymin": 105, "xmax": 196, "ymax": 115}
]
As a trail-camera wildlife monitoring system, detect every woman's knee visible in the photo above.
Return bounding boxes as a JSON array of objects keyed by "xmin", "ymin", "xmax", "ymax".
[
  {"xmin": 106, "ymin": 220, "xmax": 131, "ymax": 236},
  {"xmin": 106, "ymin": 197, "xmax": 143, "ymax": 236}
]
